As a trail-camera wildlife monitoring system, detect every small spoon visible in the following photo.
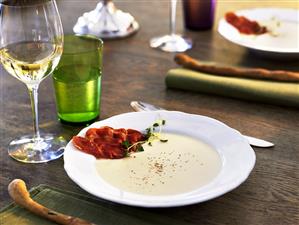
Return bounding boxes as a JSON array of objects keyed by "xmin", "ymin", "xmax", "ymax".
[{"xmin": 8, "ymin": 179, "xmax": 96, "ymax": 225}]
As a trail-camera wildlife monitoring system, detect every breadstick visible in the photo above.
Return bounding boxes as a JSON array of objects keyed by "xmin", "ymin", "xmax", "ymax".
[
  {"xmin": 8, "ymin": 179, "xmax": 96, "ymax": 225},
  {"xmin": 174, "ymin": 53, "xmax": 299, "ymax": 82}
]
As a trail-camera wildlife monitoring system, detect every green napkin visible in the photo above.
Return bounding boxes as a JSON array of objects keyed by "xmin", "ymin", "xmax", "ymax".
[
  {"xmin": 0, "ymin": 185, "xmax": 191, "ymax": 225},
  {"xmin": 165, "ymin": 68, "xmax": 299, "ymax": 108}
]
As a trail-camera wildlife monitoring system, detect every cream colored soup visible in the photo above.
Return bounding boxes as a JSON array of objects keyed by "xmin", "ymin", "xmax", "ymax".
[{"xmin": 96, "ymin": 133, "xmax": 222, "ymax": 196}]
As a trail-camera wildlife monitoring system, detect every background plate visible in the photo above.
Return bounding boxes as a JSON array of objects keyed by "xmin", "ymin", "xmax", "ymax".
[{"xmin": 218, "ymin": 8, "xmax": 299, "ymax": 58}]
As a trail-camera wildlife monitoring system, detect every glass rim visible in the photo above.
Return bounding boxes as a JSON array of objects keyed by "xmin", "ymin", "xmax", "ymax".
[
  {"xmin": 62, "ymin": 34, "xmax": 103, "ymax": 55},
  {"xmin": 75, "ymin": 34, "xmax": 104, "ymax": 45}
]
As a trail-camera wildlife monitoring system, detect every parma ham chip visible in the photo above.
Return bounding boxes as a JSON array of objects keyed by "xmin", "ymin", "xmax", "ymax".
[
  {"xmin": 225, "ymin": 12, "xmax": 267, "ymax": 35},
  {"xmin": 72, "ymin": 126, "xmax": 146, "ymax": 159}
]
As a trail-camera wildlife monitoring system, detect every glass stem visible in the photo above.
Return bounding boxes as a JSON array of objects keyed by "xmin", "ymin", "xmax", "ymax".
[
  {"xmin": 170, "ymin": 0, "xmax": 177, "ymax": 36},
  {"xmin": 27, "ymin": 84, "xmax": 41, "ymax": 141}
]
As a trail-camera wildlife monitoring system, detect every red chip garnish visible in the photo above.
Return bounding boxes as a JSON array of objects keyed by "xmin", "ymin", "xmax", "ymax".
[
  {"xmin": 225, "ymin": 12, "xmax": 267, "ymax": 35},
  {"xmin": 127, "ymin": 129, "xmax": 145, "ymax": 144},
  {"xmin": 73, "ymin": 136, "xmax": 105, "ymax": 158},
  {"xmin": 101, "ymin": 143, "xmax": 125, "ymax": 159},
  {"xmin": 72, "ymin": 127, "xmax": 145, "ymax": 159}
]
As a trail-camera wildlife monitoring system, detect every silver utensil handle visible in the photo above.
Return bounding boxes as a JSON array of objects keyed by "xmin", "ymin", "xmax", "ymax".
[{"xmin": 130, "ymin": 101, "xmax": 274, "ymax": 148}]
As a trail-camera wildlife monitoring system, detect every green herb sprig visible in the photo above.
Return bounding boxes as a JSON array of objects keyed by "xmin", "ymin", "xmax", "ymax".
[
  {"xmin": 122, "ymin": 119, "xmax": 167, "ymax": 157},
  {"xmin": 145, "ymin": 119, "xmax": 168, "ymax": 146}
]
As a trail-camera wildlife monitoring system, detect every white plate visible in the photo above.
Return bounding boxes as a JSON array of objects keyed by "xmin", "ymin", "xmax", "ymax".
[
  {"xmin": 64, "ymin": 111, "xmax": 255, "ymax": 208},
  {"xmin": 218, "ymin": 8, "xmax": 299, "ymax": 57}
]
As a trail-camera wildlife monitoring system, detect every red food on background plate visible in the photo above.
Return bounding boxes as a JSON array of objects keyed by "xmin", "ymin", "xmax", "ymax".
[
  {"xmin": 225, "ymin": 12, "xmax": 267, "ymax": 35},
  {"xmin": 72, "ymin": 126, "xmax": 146, "ymax": 159}
]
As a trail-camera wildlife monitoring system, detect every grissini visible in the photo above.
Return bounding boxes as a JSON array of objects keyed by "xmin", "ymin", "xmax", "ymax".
[
  {"xmin": 174, "ymin": 53, "xmax": 299, "ymax": 82},
  {"xmin": 8, "ymin": 179, "xmax": 96, "ymax": 225}
]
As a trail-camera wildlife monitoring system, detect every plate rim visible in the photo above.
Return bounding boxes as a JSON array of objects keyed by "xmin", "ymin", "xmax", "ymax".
[{"xmin": 64, "ymin": 111, "xmax": 256, "ymax": 207}]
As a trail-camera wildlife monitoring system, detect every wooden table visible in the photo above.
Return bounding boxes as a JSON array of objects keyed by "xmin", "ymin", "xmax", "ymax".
[{"xmin": 1, "ymin": 1, "xmax": 298, "ymax": 224}]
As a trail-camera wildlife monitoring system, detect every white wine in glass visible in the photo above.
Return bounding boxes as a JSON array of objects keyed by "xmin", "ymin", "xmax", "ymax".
[
  {"xmin": 0, "ymin": 0, "xmax": 66, "ymax": 163},
  {"xmin": 1, "ymin": 42, "xmax": 62, "ymax": 84}
]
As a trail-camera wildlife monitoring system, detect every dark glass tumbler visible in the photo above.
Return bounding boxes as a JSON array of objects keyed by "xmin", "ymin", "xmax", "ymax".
[{"xmin": 183, "ymin": 0, "xmax": 216, "ymax": 30}]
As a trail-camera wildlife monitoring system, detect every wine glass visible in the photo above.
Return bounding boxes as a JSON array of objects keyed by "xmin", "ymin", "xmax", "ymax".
[
  {"xmin": 0, "ymin": 0, "xmax": 66, "ymax": 163},
  {"xmin": 150, "ymin": 0, "xmax": 192, "ymax": 52}
]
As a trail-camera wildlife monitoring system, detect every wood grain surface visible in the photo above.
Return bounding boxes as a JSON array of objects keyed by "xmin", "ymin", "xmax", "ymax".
[{"xmin": 0, "ymin": 1, "xmax": 298, "ymax": 225}]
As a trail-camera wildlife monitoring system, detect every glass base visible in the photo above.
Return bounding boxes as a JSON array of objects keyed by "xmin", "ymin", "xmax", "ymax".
[
  {"xmin": 8, "ymin": 134, "xmax": 66, "ymax": 163},
  {"xmin": 58, "ymin": 112, "xmax": 98, "ymax": 124},
  {"xmin": 58, "ymin": 116, "xmax": 98, "ymax": 126},
  {"xmin": 150, "ymin": 34, "xmax": 192, "ymax": 52}
]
